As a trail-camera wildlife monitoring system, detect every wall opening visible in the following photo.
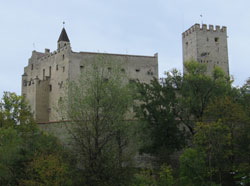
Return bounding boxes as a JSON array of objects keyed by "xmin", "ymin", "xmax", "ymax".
[
  {"xmin": 49, "ymin": 66, "xmax": 51, "ymax": 77},
  {"xmin": 43, "ymin": 69, "xmax": 45, "ymax": 80}
]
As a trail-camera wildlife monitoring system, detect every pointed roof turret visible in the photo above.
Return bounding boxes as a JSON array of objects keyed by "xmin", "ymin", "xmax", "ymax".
[{"xmin": 58, "ymin": 28, "xmax": 70, "ymax": 42}]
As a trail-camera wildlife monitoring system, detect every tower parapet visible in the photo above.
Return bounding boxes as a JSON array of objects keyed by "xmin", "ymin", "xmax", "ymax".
[{"xmin": 182, "ymin": 23, "xmax": 227, "ymax": 38}]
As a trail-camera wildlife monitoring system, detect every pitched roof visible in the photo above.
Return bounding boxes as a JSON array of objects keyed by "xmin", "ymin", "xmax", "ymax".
[{"xmin": 58, "ymin": 28, "xmax": 70, "ymax": 42}]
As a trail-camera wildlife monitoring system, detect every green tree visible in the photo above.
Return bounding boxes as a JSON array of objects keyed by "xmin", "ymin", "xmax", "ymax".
[
  {"xmin": 135, "ymin": 76, "xmax": 186, "ymax": 162},
  {"xmin": 59, "ymin": 55, "xmax": 136, "ymax": 186},
  {"xmin": 179, "ymin": 148, "xmax": 209, "ymax": 186},
  {"xmin": 20, "ymin": 153, "xmax": 72, "ymax": 186},
  {"xmin": 175, "ymin": 61, "xmax": 231, "ymax": 135},
  {"xmin": 204, "ymin": 96, "xmax": 250, "ymax": 185},
  {"xmin": 0, "ymin": 92, "xmax": 73, "ymax": 185}
]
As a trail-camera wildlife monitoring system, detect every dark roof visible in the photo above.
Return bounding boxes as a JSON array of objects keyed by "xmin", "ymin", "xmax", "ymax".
[{"xmin": 58, "ymin": 28, "xmax": 70, "ymax": 42}]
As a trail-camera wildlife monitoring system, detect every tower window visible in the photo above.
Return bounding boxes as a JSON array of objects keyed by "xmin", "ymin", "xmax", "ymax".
[
  {"xmin": 62, "ymin": 54, "xmax": 65, "ymax": 60},
  {"xmin": 49, "ymin": 66, "xmax": 51, "ymax": 77},
  {"xmin": 49, "ymin": 84, "xmax": 52, "ymax": 92},
  {"xmin": 31, "ymin": 64, "xmax": 33, "ymax": 70},
  {"xmin": 56, "ymin": 65, "xmax": 58, "ymax": 71},
  {"xmin": 80, "ymin": 65, "xmax": 84, "ymax": 72},
  {"xmin": 43, "ymin": 69, "xmax": 45, "ymax": 80},
  {"xmin": 63, "ymin": 66, "xmax": 65, "ymax": 72},
  {"xmin": 135, "ymin": 69, "xmax": 140, "ymax": 72},
  {"xmin": 215, "ymin": 37, "xmax": 219, "ymax": 42}
]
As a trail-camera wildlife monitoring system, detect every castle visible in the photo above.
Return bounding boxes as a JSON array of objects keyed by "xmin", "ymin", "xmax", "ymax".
[
  {"xmin": 22, "ymin": 23, "xmax": 229, "ymax": 124},
  {"xmin": 182, "ymin": 23, "xmax": 229, "ymax": 76},
  {"xmin": 21, "ymin": 27, "xmax": 158, "ymax": 123}
]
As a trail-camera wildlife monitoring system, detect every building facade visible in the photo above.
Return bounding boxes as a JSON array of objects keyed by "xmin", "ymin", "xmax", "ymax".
[
  {"xmin": 182, "ymin": 23, "xmax": 229, "ymax": 76},
  {"xmin": 22, "ymin": 28, "xmax": 158, "ymax": 123}
]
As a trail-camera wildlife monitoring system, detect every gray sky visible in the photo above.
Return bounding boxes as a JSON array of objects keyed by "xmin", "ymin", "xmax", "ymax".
[{"xmin": 0, "ymin": 0, "xmax": 249, "ymax": 97}]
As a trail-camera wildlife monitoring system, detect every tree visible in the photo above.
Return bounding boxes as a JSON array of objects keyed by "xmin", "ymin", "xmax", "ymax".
[
  {"xmin": 59, "ymin": 55, "xmax": 136, "ymax": 186},
  {"xmin": 175, "ymin": 61, "xmax": 231, "ymax": 135},
  {"xmin": 0, "ymin": 92, "xmax": 34, "ymax": 128},
  {"xmin": 135, "ymin": 76, "xmax": 186, "ymax": 163},
  {"xmin": 0, "ymin": 92, "xmax": 73, "ymax": 185},
  {"xmin": 179, "ymin": 148, "xmax": 209, "ymax": 186},
  {"xmin": 204, "ymin": 96, "xmax": 250, "ymax": 185},
  {"xmin": 20, "ymin": 153, "xmax": 72, "ymax": 186}
]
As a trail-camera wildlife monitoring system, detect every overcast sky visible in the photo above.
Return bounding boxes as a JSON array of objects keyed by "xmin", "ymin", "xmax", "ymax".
[{"xmin": 0, "ymin": 0, "xmax": 250, "ymax": 97}]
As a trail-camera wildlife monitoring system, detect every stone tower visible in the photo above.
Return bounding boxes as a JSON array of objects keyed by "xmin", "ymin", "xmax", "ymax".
[{"xmin": 182, "ymin": 23, "xmax": 229, "ymax": 76}]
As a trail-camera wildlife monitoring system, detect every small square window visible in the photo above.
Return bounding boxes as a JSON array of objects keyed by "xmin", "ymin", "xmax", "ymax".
[
  {"xmin": 215, "ymin": 37, "xmax": 219, "ymax": 42},
  {"xmin": 135, "ymin": 69, "xmax": 140, "ymax": 72}
]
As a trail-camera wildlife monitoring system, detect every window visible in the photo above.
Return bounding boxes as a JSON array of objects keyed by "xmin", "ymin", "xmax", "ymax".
[
  {"xmin": 49, "ymin": 84, "xmax": 52, "ymax": 92},
  {"xmin": 58, "ymin": 81, "xmax": 63, "ymax": 88},
  {"xmin": 129, "ymin": 79, "xmax": 135, "ymax": 84},
  {"xmin": 43, "ymin": 69, "xmax": 45, "ymax": 80},
  {"xmin": 185, "ymin": 42, "xmax": 188, "ymax": 47},
  {"xmin": 31, "ymin": 64, "xmax": 33, "ymax": 70},
  {"xmin": 23, "ymin": 80, "xmax": 27, "ymax": 86},
  {"xmin": 215, "ymin": 37, "xmax": 219, "ymax": 42},
  {"xmin": 80, "ymin": 65, "xmax": 84, "ymax": 72},
  {"xmin": 147, "ymin": 70, "xmax": 153, "ymax": 75},
  {"xmin": 135, "ymin": 69, "xmax": 140, "ymax": 72},
  {"xmin": 56, "ymin": 64, "xmax": 58, "ymax": 71},
  {"xmin": 121, "ymin": 69, "xmax": 125, "ymax": 73},
  {"xmin": 62, "ymin": 54, "xmax": 65, "ymax": 60},
  {"xmin": 108, "ymin": 67, "xmax": 112, "ymax": 72},
  {"xmin": 63, "ymin": 66, "xmax": 65, "ymax": 72},
  {"xmin": 49, "ymin": 66, "xmax": 51, "ymax": 77}
]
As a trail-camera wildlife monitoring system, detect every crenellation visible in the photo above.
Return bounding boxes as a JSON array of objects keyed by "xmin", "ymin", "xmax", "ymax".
[{"xmin": 202, "ymin": 24, "xmax": 207, "ymax": 30}]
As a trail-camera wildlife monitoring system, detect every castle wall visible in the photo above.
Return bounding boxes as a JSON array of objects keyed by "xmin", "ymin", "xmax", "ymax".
[
  {"xmin": 22, "ymin": 44, "xmax": 158, "ymax": 123},
  {"xmin": 22, "ymin": 44, "xmax": 71, "ymax": 122},
  {"xmin": 182, "ymin": 24, "xmax": 229, "ymax": 76}
]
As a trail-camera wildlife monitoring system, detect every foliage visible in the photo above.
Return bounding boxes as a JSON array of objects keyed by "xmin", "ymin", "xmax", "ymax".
[
  {"xmin": 0, "ymin": 92, "xmax": 73, "ymax": 185},
  {"xmin": 20, "ymin": 153, "xmax": 72, "ymax": 186},
  {"xmin": 179, "ymin": 148, "xmax": 210, "ymax": 186},
  {"xmin": 0, "ymin": 92, "xmax": 34, "ymax": 127},
  {"xmin": 176, "ymin": 61, "xmax": 231, "ymax": 135},
  {"xmin": 135, "ymin": 77, "xmax": 186, "ymax": 162},
  {"xmin": 59, "ymin": 55, "xmax": 136, "ymax": 186},
  {"xmin": 132, "ymin": 164, "xmax": 174, "ymax": 186}
]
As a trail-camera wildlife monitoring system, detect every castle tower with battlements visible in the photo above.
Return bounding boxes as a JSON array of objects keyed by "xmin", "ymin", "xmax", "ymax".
[{"xmin": 182, "ymin": 23, "xmax": 229, "ymax": 76}]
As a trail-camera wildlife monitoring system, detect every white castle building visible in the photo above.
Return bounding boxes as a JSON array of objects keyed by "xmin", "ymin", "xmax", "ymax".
[{"xmin": 21, "ymin": 27, "xmax": 159, "ymax": 123}]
